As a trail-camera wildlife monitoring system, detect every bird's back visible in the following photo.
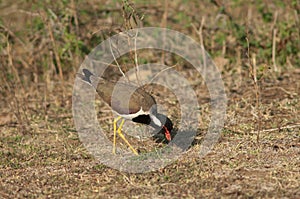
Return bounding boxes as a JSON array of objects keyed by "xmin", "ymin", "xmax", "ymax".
[
  {"xmin": 80, "ymin": 69, "xmax": 157, "ymax": 115},
  {"xmin": 96, "ymin": 77, "xmax": 156, "ymax": 115}
]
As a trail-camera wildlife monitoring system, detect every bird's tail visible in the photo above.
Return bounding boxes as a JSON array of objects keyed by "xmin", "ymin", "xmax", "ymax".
[
  {"xmin": 82, "ymin": 69, "xmax": 94, "ymax": 84},
  {"xmin": 78, "ymin": 69, "xmax": 99, "ymax": 88}
]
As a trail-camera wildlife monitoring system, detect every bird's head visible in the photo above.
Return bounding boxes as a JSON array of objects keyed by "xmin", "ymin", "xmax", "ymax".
[{"xmin": 150, "ymin": 113, "xmax": 173, "ymax": 141}]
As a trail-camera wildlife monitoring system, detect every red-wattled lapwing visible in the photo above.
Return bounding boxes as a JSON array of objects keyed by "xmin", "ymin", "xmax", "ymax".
[{"xmin": 79, "ymin": 69, "xmax": 173, "ymax": 155}]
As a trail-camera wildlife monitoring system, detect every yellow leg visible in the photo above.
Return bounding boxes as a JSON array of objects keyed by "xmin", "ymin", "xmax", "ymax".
[
  {"xmin": 113, "ymin": 116, "xmax": 121, "ymax": 154},
  {"xmin": 113, "ymin": 117, "xmax": 139, "ymax": 155}
]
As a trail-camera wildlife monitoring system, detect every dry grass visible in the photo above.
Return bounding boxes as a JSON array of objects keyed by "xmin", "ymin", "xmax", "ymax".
[{"xmin": 0, "ymin": 0, "xmax": 300, "ymax": 198}]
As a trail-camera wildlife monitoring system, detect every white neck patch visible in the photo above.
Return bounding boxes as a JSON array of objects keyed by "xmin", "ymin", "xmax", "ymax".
[
  {"xmin": 118, "ymin": 107, "xmax": 149, "ymax": 120},
  {"xmin": 150, "ymin": 114, "xmax": 162, "ymax": 127}
]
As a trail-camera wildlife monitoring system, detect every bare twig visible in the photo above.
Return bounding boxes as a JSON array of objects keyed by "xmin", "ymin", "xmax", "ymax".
[
  {"xmin": 0, "ymin": 24, "xmax": 27, "ymax": 48},
  {"xmin": 89, "ymin": 60, "xmax": 119, "ymax": 68},
  {"xmin": 71, "ymin": 0, "xmax": 80, "ymax": 73},
  {"xmin": 18, "ymin": 9, "xmax": 40, "ymax": 16},
  {"xmin": 254, "ymin": 124, "xmax": 300, "ymax": 133},
  {"xmin": 246, "ymin": 37, "xmax": 261, "ymax": 143},
  {"xmin": 5, "ymin": 34, "xmax": 29, "ymax": 127},
  {"xmin": 272, "ymin": 28, "xmax": 278, "ymax": 72},
  {"xmin": 265, "ymin": 86, "xmax": 298, "ymax": 97},
  {"xmin": 148, "ymin": 64, "xmax": 178, "ymax": 84},
  {"xmin": 199, "ymin": 18, "xmax": 207, "ymax": 72},
  {"xmin": 160, "ymin": 0, "xmax": 168, "ymax": 64},
  {"xmin": 6, "ymin": 35, "xmax": 21, "ymax": 86},
  {"xmin": 192, "ymin": 18, "xmax": 207, "ymax": 85},
  {"xmin": 109, "ymin": 38, "xmax": 126, "ymax": 78},
  {"xmin": 43, "ymin": 74, "xmax": 49, "ymax": 127},
  {"xmin": 272, "ymin": 11, "xmax": 278, "ymax": 72},
  {"xmin": 1, "ymin": 48, "xmax": 29, "ymax": 133},
  {"xmin": 41, "ymin": 11, "xmax": 64, "ymax": 82},
  {"xmin": 225, "ymin": 123, "xmax": 300, "ymax": 135},
  {"xmin": 133, "ymin": 29, "xmax": 141, "ymax": 86},
  {"xmin": 236, "ymin": 47, "xmax": 242, "ymax": 87}
]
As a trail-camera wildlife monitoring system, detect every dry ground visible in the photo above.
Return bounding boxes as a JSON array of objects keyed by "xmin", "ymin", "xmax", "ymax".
[{"xmin": 0, "ymin": 0, "xmax": 300, "ymax": 198}]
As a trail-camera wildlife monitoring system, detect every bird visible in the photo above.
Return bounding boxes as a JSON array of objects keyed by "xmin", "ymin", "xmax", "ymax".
[{"xmin": 78, "ymin": 69, "xmax": 173, "ymax": 155}]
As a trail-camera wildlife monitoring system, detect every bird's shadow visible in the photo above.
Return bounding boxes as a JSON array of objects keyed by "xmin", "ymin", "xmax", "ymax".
[{"xmin": 152, "ymin": 128, "xmax": 205, "ymax": 147}]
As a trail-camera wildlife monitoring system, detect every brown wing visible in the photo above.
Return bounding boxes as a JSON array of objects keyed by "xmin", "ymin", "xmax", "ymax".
[{"xmin": 95, "ymin": 79, "xmax": 156, "ymax": 115}]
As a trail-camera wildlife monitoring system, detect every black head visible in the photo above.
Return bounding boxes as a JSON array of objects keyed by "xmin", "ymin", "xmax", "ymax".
[
  {"xmin": 157, "ymin": 114, "xmax": 173, "ymax": 130},
  {"xmin": 131, "ymin": 113, "xmax": 173, "ymax": 141}
]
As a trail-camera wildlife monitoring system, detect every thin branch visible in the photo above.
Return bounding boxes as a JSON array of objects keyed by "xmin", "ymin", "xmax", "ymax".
[
  {"xmin": 71, "ymin": 0, "xmax": 80, "ymax": 73},
  {"xmin": 148, "ymin": 64, "xmax": 178, "ymax": 84},
  {"xmin": 109, "ymin": 38, "xmax": 126, "ymax": 78},
  {"xmin": 90, "ymin": 60, "xmax": 119, "ymax": 68},
  {"xmin": 246, "ymin": 37, "xmax": 261, "ymax": 143},
  {"xmin": 6, "ymin": 35, "xmax": 21, "ymax": 85},
  {"xmin": 134, "ymin": 28, "xmax": 141, "ymax": 86},
  {"xmin": 256, "ymin": 124, "xmax": 300, "ymax": 133},
  {"xmin": 271, "ymin": 11, "xmax": 278, "ymax": 72},
  {"xmin": 134, "ymin": 29, "xmax": 139, "ymax": 69},
  {"xmin": 226, "ymin": 123, "xmax": 300, "ymax": 135},
  {"xmin": 272, "ymin": 28, "xmax": 278, "ymax": 72},
  {"xmin": 199, "ymin": 18, "xmax": 207, "ymax": 70},
  {"xmin": 265, "ymin": 86, "xmax": 298, "ymax": 97},
  {"xmin": 192, "ymin": 18, "xmax": 207, "ymax": 85},
  {"xmin": 0, "ymin": 24, "xmax": 27, "ymax": 48},
  {"xmin": 41, "ymin": 11, "xmax": 64, "ymax": 82},
  {"xmin": 160, "ymin": 0, "xmax": 168, "ymax": 64}
]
